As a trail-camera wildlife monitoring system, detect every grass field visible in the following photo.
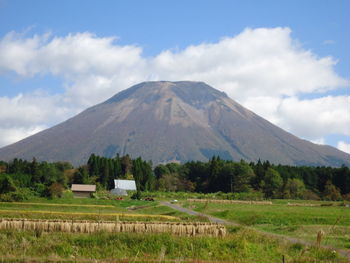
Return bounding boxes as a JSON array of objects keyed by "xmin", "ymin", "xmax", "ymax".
[
  {"xmin": 184, "ymin": 199, "xmax": 350, "ymax": 251},
  {"xmin": 0, "ymin": 198, "xmax": 200, "ymax": 221},
  {"xmin": 0, "ymin": 227, "xmax": 344, "ymax": 262},
  {"xmin": 0, "ymin": 196, "xmax": 349, "ymax": 262}
]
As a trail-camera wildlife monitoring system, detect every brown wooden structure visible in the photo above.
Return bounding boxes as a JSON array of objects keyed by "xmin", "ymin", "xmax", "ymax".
[{"xmin": 71, "ymin": 184, "xmax": 96, "ymax": 198}]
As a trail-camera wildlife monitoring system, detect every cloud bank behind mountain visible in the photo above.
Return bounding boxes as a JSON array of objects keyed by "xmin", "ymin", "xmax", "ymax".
[{"xmin": 0, "ymin": 27, "xmax": 349, "ymax": 152}]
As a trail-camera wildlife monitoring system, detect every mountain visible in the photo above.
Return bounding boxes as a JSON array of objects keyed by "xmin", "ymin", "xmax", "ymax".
[{"xmin": 0, "ymin": 81, "xmax": 350, "ymax": 166}]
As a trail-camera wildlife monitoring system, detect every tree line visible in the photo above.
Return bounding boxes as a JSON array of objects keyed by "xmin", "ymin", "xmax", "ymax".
[
  {"xmin": 0, "ymin": 158, "xmax": 71, "ymax": 200},
  {"xmin": 0, "ymin": 155, "xmax": 349, "ymax": 201}
]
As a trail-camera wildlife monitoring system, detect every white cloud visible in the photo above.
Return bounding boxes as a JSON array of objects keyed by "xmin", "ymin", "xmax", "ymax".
[
  {"xmin": 0, "ymin": 32, "xmax": 144, "ymax": 77},
  {"xmin": 243, "ymin": 95, "xmax": 350, "ymax": 140},
  {"xmin": 0, "ymin": 32, "xmax": 147, "ymax": 107},
  {"xmin": 152, "ymin": 28, "xmax": 347, "ymax": 101},
  {"xmin": 0, "ymin": 27, "xmax": 349, "ymax": 148},
  {"xmin": 0, "ymin": 92, "xmax": 69, "ymax": 126},
  {"xmin": 242, "ymin": 96, "xmax": 283, "ymax": 124},
  {"xmin": 323, "ymin": 40, "xmax": 335, "ymax": 45},
  {"xmin": 0, "ymin": 126, "xmax": 46, "ymax": 147},
  {"xmin": 310, "ymin": 138, "xmax": 326, "ymax": 145},
  {"xmin": 277, "ymin": 96, "xmax": 350, "ymax": 138},
  {"xmin": 0, "ymin": 92, "xmax": 80, "ymax": 146},
  {"xmin": 338, "ymin": 141, "xmax": 350, "ymax": 154}
]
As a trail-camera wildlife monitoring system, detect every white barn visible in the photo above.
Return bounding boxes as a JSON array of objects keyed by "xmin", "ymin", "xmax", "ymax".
[{"xmin": 111, "ymin": 179, "xmax": 137, "ymax": 196}]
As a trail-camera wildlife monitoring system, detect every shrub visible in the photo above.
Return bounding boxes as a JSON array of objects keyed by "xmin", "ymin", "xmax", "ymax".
[
  {"xmin": 32, "ymin": 183, "xmax": 46, "ymax": 197},
  {"xmin": 92, "ymin": 190, "xmax": 114, "ymax": 199},
  {"xmin": 131, "ymin": 190, "xmax": 142, "ymax": 200},
  {"xmin": 230, "ymin": 191, "xmax": 265, "ymax": 200},
  {"xmin": 301, "ymin": 189, "xmax": 321, "ymax": 200},
  {"xmin": 320, "ymin": 203, "xmax": 333, "ymax": 207},
  {"xmin": 0, "ymin": 187, "xmax": 34, "ymax": 202},
  {"xmin": 262, "ymin": 168, "xmax": 283, "ymax": 198},
  {"xmin": 0, "ymin": 192, "xmax": 14, "ymax": 202},
  {"xmin": 322, "ymin": 181, "xmax": 342, "ymax": 201},
  {"xmin": 61, "ymin": 190, "xmax": 74, "ymax": 199},
  {"xmin": 343, "ymin": 193, "xmax": 350, "ymax": 201},
  {"xmin": 283, "ymin": 178, "xmax": 306, "ymax": 199},
  {"xmin": 47, "ymin": 183, "xmax": 64, "ymax": 198},
  {"xmin": 0, "ymin": 175, "xmax": 17, "ymax": 194}
]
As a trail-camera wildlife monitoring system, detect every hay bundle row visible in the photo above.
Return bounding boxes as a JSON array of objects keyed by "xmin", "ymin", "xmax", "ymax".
[
  {"xmin": 188, "ymin": 199, "xmax": 272, "ymax": 205},
  {"xmin": 287, "ymin": 203, "xmax": 319, "ymax": 207},
  {"xmin": 0, "ymin": 218, "xmax": 226, "ymax": 237}
]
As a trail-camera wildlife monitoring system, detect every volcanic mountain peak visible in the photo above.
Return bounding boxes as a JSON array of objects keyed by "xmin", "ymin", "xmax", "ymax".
[
  {"xmin": 106, "ymin": 81, "xmax": 252, "ymax": 124},
  {"xmin": 0, "ymin": 81, "xmax": 349, "ymax": 166},
  {"xmin": 105, "ymin": 81, "xmax": 228, "ymax": 106},
  {"xmin": 102, "ymin": 81, "xmax": 232, "ymax": 128}
]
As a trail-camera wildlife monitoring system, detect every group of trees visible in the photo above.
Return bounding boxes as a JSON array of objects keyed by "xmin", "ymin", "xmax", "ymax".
[
  {"xmin": 0, "ymin": 158, "xmax": 72, "ymax": 200},
  {"xmin": 153, "ymin": 157, "xmax": 350, "ymax": 200},
  {"xmin": 72, "ymin": 154, "xmax": 154, "ymax": 192},
  {"xmin": 0, "ymin": 155, "xmax": 350, "ymax": 201}
]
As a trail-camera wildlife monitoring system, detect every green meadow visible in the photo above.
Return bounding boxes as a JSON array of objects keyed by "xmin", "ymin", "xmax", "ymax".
[{"xmin": 184, "ymin": 199, "xmax": 350, "ymax": 251}]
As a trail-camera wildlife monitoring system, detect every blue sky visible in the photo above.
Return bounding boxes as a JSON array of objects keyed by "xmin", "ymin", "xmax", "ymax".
[{"xmin": 0, "ymin": 0, "xmax": 349, "ymax": 153}]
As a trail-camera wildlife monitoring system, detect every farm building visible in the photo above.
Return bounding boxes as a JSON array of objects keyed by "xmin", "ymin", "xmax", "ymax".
[
  {"xmin": 71, "ymin": 184, "xmax": 96, "ymax": 198},
  {"xmin": 110, "ymin": 179, "xmax": 137, "ymax": 196}
]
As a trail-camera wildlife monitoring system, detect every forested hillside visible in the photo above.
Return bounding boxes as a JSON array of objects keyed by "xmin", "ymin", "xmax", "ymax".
[{"xmin": 0, "ymin": 155, "xmax": 349, "ymax": 201}]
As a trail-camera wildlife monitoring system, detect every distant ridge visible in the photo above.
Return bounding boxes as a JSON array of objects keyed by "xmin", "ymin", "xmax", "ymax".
[{"xmin": 0, "ymin": 81, "xmax": 349, "ymax": 166}]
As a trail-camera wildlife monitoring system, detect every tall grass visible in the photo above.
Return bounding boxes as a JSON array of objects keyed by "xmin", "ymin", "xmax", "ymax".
[{"xmin": 0, "ymin": 228, "xmax": 344, "ymax": 262}]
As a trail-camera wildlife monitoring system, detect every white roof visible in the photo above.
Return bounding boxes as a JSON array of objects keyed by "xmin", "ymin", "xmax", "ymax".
[{"xmin": 114, "ymin": 179, "xmax": 137, "ymax": 190}]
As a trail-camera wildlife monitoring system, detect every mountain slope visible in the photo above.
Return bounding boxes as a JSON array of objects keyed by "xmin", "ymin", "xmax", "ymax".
[{"xmin": 0, "ymin": 81, "xmax": 349, "ymax": 166}]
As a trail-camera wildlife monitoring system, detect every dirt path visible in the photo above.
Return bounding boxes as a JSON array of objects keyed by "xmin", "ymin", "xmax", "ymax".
[
  {"xmin": 161, "ymin": 201, "xmax": 350, "ymax": 260},
  {"xmin": 162, "ymin": 201, "xmax": 237, "ymax": 225}
]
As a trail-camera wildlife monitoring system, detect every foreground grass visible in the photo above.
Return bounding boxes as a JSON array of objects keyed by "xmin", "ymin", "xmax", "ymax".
[
  {"xmin": 185, "ymin": 200, "xmax": 350, "ymax": 251},
  {"xmin": 0, "ymin": 228, "xmax": 345, "ymax": 262}
]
